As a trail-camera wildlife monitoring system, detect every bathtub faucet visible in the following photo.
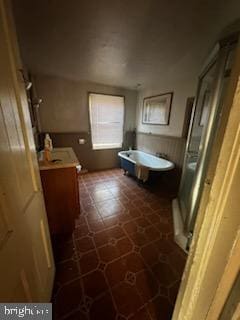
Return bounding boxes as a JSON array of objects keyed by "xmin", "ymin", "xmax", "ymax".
[{"xmin": 156, "ymin": 152, "xmax": 168, "ymax": 159}]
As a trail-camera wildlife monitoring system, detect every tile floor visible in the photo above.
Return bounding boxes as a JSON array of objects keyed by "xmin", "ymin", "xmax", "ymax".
[{"xmin": 52, "ymin": 169, "xmax": 186, "ymax": 320}]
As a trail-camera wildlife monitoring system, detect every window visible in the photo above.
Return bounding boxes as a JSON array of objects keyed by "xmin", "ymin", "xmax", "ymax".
[{"xmin": 89, "ymin": 93, "xmax": 124, "ymax": 150}]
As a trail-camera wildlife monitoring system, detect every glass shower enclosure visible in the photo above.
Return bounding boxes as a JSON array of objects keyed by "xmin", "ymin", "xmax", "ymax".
[{"xmin": 173, "ymin": 34, "xmax": 238, "ymax": 252}]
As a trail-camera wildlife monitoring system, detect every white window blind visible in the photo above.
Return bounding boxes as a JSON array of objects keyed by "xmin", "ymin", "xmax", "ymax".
[{"xmin": 89, "ymin": 93, "xmax": 124, "ymax": 150}]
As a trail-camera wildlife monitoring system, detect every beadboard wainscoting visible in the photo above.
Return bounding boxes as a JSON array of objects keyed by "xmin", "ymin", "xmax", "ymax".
[{"xmin": 136, "ymin": 132, "xmax": 186, "ymax": 169}]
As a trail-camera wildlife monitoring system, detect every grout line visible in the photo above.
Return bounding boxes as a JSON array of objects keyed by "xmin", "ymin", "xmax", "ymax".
[
  {"xmin": 72, "ymin": 229, "xmax": 91, "ymax": 320},
  {"xmin": 54, "ymin": 169, "xmax": 184, "ymax": 319}
]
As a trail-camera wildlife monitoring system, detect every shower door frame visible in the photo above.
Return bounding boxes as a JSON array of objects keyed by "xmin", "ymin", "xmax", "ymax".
[
  {"xmin": 178, "ymin": 50, "xmax": 219, "ymax": 232},
  {"xmin": 179, "ymin": 35, "xmax": 238, "ymax": 236},
  {"xmin": 173, "ymin": 34, "xmax": 240, "ymax": 320}
]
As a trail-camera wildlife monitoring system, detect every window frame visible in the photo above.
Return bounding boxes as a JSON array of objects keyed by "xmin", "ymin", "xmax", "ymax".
[{"xmin": 88, "ymin": 92, "xmax": 125, "ymax": 151}]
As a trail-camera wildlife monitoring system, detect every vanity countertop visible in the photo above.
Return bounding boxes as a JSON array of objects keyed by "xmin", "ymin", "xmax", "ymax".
[{"xmin": 38, "ymin": 147, "xmax": 80, "ymax": 170}]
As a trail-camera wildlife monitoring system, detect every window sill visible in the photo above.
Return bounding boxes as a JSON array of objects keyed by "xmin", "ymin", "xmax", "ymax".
[{"xmin": 92, "ymin": 143, "xmax": 122, "ymax": 150}]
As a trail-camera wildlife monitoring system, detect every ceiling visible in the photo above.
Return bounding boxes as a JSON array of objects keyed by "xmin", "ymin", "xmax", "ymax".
[{"xmin": 12, "ymin": 0, "xmax": 240, "ymax": 89}]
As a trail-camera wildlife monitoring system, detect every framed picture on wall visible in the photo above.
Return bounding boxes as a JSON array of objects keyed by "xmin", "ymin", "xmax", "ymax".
[{"xmin": 142, "ymin": 92, "xmax": 173, "ymax": 125}]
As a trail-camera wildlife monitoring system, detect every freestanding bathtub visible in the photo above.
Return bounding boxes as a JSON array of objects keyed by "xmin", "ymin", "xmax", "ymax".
[{"xmin": 118, "ymin": 150, "xmax": 174, "ymax": 180}]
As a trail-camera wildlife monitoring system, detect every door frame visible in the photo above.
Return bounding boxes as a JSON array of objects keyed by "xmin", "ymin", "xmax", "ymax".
[{"xmin": 173, "ymin": 39, "xmax": 240, "ymax": 319}]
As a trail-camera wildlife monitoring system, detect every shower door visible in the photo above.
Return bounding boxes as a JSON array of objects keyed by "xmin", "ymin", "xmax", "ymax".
[{"xmin": 179, "ymin": 38, "xmax": 237, "ymax": 237}]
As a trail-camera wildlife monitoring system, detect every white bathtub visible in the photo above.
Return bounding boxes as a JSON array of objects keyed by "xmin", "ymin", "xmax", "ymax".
[{"xmin": 118, "ymin": 150, "xmax": 174, "ymax": 172}]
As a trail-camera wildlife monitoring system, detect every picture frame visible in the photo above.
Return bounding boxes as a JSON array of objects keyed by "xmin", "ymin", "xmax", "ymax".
[{"xmin": 142, "ymin": 92, "xmax": 173, "ymax": 125}]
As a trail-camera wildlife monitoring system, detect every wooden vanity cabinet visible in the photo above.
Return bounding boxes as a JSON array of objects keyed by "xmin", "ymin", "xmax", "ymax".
[{"xmin": 39, "ymin": 148, "xmax": 80, "ymax": 234}]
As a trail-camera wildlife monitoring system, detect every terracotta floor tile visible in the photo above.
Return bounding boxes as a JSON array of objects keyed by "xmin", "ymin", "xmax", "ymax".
[
  {"xmin": 149, "ymin": 200, "xmax": 163, "ymax": 211},
  {"xmin": 159, "ymin": 285, "xmax": 169, "ymax": 297},
  {"xmin": 168, "ymin": 280, "xmax": 181, "ymax": 305},
  {"xmin": 128, "ymin": 231, "xmax": 148, "ymax": 247},
  {"xmin": 168, "ymin": 249, "xmax": 187, "ymax": 276},
  {"xmin": 127, "ymin": 195, "xmax": 141, "ymax": 203},
  {"xmin": 93, "ymin": 229, "xmax": 110, "ymax": 247},
  {"xmin": 147, "ymin": 295, "xmax": 173, "ymax": 320},
  {"xmin": 87, "ymin": 183, "xmax": 108, "ymax": 193},
  {"xmin": 53, "ymin": 279, "xmax": 83, "ymax": 319},
  {"xmin": 85, "ymin": 210, "xmax": 102, "ymax": 221},
  {"xmin": 81, "ymin": 198, "xmax": 94, "ymax": 207},
  {"xmin": 131, "ymin": 199, "xmax": 146, "ymax": 208},
  {"xmin": 78, "ymin": 249, "xmax": 99, "ymax": 275},
  {"xmin": 116, "ymin": 316, "xmax": 127, "ymax": 320},
  {"xmin": 82, "ymin": 203, "xmax": 99, "ymax": 215},
  {"xmin": 135, "ymin": 217, "xmax": 151, "ymax": 228},
  {"xmin": 129, "ymin": 307, "xmax": 151, "ymax": 320},
  {"xmin": 122, "ymin": 252, "xmax": 145, "ymax": 273},
  {"xmin": 63, "ymin": 310, "xmax": 88, "ymax": 320},
  {"xmin": 139, "ymin": 206, "xmax": 154, "ymax": 216},
  {"xmin": 85, "ymin": 211, "xmax": 104, "ymax": 225},
  {"xmin": 112, "ymin": 282, "xmax": 143, "ymax": 318},
  {"xmin": 84, "ymin": 180, "xmax": 95, "ymax": 187},
  {"xmin": 154, "ymin": 239, "xmax": 176, "ymax": 255},
  {"xmin": 123, "ymin": 221, "xmax": 138, "ymax": 235},
  {"xmin": 116, "ymin": 237, "xmax": 133, "ymax": 255},
  {"xmin": 52, "ymin": 169, "xmax": 186, "ymax": 320},
  {"xmin": 91, "ymin": 189, "xmax": 115, "ymax": 202},
  {"xmin": 152, "ymin": 262, "xmax": 177, "ymax": 287},
  {"xmin": 121, "ymin": 187, "xmax": 135, "ymax": 195},
  {"xmin": 105, "ymin": 258, "xmax": 127, "ymax": 287},
  {"xmin": 98, "ymin": 243, "xmax": 120, "ymax": 263},
  {"xmin": 140, "ymin": 243, "xmax": 159, "ymax": 267},
  {"xmin": 108, "ymin": 186, "xmax": 122, "ymax": 197},
  {"xmin": 73, "ymin": 223, "xmax": 89, "ymax": 239},
  {"xmin": 82, "ymin": 270, "xmax": 109, "ymax": 299},
  {"xmin": 76, "ymin": 236, "xmax": 95, "ymax": 253},
  {"xmin": 128, "ymin": 208, "xmax": 142, "ymax": 219},
  {"xmin": 117, "ymin": 212, "xmax": 132, "ymax": 223},
  {"xmin": 147, "ymin": 213, "xmax": 161, "ymax": 224},
  {"xmin": 117, "ymin": 195, "xmax": 131, "ymax": 205},
  {"xmin": 102, "ymin": 215, "xmax": 119, "ymax": 228},
  {"xmin": 155, "ymin": 221, "xmax": 173, "ymax": 234},
  {"xmin": 108, "ymin": 225, "xmax": 125, "ymax": 239},
  {"xmin": 97, "ymin": 199, "xmax": 124, "ymax": 217},
  {"xmin": 136, "ymin": 270, "xmax": 159, "ymax": 303},
  {"xmin": 104, "ymin": 180, "xmax": 123, "ymax": 189},
  {"xmin": 145, "ymin": 225, "xmax": 161, "ymax": 242},
  {"xmin": 89, "ymin": 291, "xmax": 116, "ymax": 320},
  {"xmin": 55, "ymin": 260, "xmax": 79, "ymax": 285},
  {"xmin": 125, "ymin": 203, "xmax": 138, "ymax": 211},
  {"xmin": 80, "ymin": 190, "xmax": 91, "ymax": 198},
  {"xmin": 75, "ymin": 214, "xmax": 87, "ymax": 226},
  {"xmin": 88, "ymin": 219, "xmax": 105, "ymax": 232}
]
